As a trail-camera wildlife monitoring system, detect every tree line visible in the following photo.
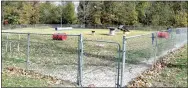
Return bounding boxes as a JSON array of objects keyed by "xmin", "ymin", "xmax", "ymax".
[
  {"xmin": 2, "ymin": 1, "xmax": 187, "ymax": 27},
  {"xmin": 2, "ymin": 1, "xmax": 77, "ymax": 25}
]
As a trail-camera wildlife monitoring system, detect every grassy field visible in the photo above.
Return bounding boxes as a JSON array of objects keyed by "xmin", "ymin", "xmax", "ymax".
[
  {"xmin": 2, "ymin": 66, "xmax": 77, "ymax": 87},
  {"xmin": 2, "ymin": 27, "xmax": 153, "ymax": 66},
  {"xmin": 128, "ymin": 45, "xmax": 187, "ymax": 87},
  {"xmin": 2, "ymin": 27, "xmax": 182, "ymax": 67},
  {"xmin": 151, "ymin": 45, "xmax": 187, "ymax": 87},
  {"xmin": 2, "ymin": 27, "xmax": 185, "ymax": 68},
  {"xmin": 2, "ymin": 27, "xmax": 151, "ymax": 35},
  {"xmin": 2, "ymin": 27, "xmax": 187, "ymax": 87},
  {"xmin": 2, "ymin": 27, "xmax": 152, "ymax": 44},
  {"xmin": 2, "ymin": 70, "xmax": 48, "ymax": 87},
  {"xmin": 1, "ymin": 27, "xmax": 153, "ymax": 87}
]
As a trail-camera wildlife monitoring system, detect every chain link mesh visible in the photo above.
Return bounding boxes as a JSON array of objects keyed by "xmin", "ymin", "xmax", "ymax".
[
  {"xmin": 1, "ymin": 27, "xmax": 187, "ymax": 87},
  {"xmin": 1, "ymin": 33, "xmax": 80, "ymax": 86},
  {"xmin": 121, "ymin": 28, "xmax": 187, "ymax": 86},
  {"xmin": 126, "ymin": 34, "xmax": 154, "ymax": 63},
  {"xmin": 28, "ymin": 34, "xmax": 79, "ymax": 85},
  {"xmin": 2, "ymin": 33, "xmax": 28, "ymax": 69},
  {"xmin": 82, "ymin": 40, "xmax": 120, "ymax": 87}
]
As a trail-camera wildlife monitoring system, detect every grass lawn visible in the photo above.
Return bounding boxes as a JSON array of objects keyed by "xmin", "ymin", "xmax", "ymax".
[
  {"xmin": 2, "ymin": 27, "xmax": 152, "ymax": 43},
  {"xmin": 2, "ymin": 71, "xmax": 48, "ymax": 87},
  {"xmin": 1, "ymin": 27, "xmax": 153, "ymax": 66},
  {"xmin": 2, "ymin": 27, "xmax": 151, "ymax": 35},
  {"xmin": 2, "ymin": 27, "xmax": 186, "ymax": 87},
  {"xmin": 151, "ymin": 45, "xmax": 187, "ymax": 87},
  {"xmin": 1, "ymin": 27, "xmax": 154, "ymax": 87},
  {"xmin": 128, "ymin": 45, "xmax": 187, "ymax": 87},
  {"xmin": 2, "ymin": 27, "xmax": 181, "ymax": 67}
]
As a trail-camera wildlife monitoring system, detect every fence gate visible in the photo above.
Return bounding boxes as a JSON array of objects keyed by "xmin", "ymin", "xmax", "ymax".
[{"xmin": 82, "ymin": 39, "xmax": 121, "ymax": 87}]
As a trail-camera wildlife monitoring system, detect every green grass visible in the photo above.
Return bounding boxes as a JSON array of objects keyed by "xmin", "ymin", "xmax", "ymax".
[
  {"xmin": 2, "ymin": 27, "xmax": 151, "ymax": 45},
  {"xmin": 2, "ymin": 72, "xmax": 48, "ymax": 87},
  {"xmin": 2, "ymin": 27, "xmax": 153, "ymax": 67},
  {"xmin": 2, "ymin": 27, "xmax": 186, "ymax": 87},
  {"xmin": 4, "ymin": 27, "xmax": 182, "ymax": 68},
  {"xmin": 151, "ymin": 45, "xmax": 187, "ymax": 87},
  {"xmin": 2, "ymin": 27, "xmax": 151, "ymax": 36},
  {"xmin": 2, "ymin": 27, "xmax": 183, "ymax": 66}
]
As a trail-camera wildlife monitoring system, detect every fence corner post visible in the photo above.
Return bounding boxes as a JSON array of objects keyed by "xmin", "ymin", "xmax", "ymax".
[
  {"xmin": 120, "ymin": 35, "xmax": 126, "ymax": 87},
  {"xmin": 77, "ymin": 34, "xmax": 83, "ymax": 87},
  {"xmin": 26, "ymin": 33, "xmax": 30, "ymax": 71}
]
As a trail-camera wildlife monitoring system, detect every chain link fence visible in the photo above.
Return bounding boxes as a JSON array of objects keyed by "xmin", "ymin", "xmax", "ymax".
[
  {"xmin": 1, "ymin": 27, "xmax": 187, "ymax": 87},
  {"xmin": 83, "ymin": 40, "xmax": 121, "ymax": 87},
  {"xmin": 1, "ymin": 32, "xmax": 82, "ymax": 87},
  {"xmin": 2, "ymin": 33, "xmax": 28, "ymax": 69},
  {"xmin": 121, "ymin": 27, "xmax": 187, "ymax": 86}
]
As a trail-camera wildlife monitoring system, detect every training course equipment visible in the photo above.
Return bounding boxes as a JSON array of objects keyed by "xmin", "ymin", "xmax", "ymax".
[
  {"xmin": 157, "ymin": 31, "xmax": 169, "ymax": 38},
  {"xmin": 52, "ymin": 33, "xmax": 67, "ymax": 40},
  {"xmin": 55, "ymin": 27, "xmax": 73, "ymax": 31}
]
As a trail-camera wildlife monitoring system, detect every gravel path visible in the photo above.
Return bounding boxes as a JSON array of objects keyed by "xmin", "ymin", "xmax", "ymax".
[{"xmin": 30, "ymin": 42, "xmax": 186, "ymax": 87}]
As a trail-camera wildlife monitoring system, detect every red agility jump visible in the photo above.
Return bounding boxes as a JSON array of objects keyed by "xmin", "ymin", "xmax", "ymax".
[
  {"xmin": 52, "ymin": 33, "xmax": 67, "ymax": 40},
  {"xmin": 157, "ymin": 32, "xmax": 169, "ymax": 38}
]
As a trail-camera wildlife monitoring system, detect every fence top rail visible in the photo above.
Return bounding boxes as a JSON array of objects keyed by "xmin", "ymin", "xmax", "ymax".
[{"xmin": 1, "ymin": 32, "xmax": 80, "ymax": 36}]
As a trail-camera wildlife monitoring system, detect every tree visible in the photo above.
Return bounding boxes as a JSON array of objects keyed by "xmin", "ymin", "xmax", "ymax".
[
  {"xmin": 18, "ymin": 2, "xmax": 34, "ymax": 24},
  {"xmin": 30, "ymin": 1, "xmax": 40, "ymax": 24},
  {"xmin": 2, "ymin": 1, "xmax": 187, "ymax": 27},
  {"xmin": 101, "ymin": 1, "xmax": 117, "ymax": 25},
  {"xmin": 63, "ymin": 2, "xmax": 77, "ymax": 24},
  {"xmin": 2, "ymin": 1, "xmax": 21, "ymax": 24},
  {"xmin": 150, "ymin": 2, "xmax": 174, "ymax": 26},
  {"xmin": 114, "ymin": 2, "xmax": 138, "ymax": 25},
  {"xmin": 77, "ymin": 1, "xmax": 86, "ymax": 24},
  {"xmin": 171, "ymin": 1, "xmax": 187, "ymax": 27},
  {"xmin": 136, "ymin": 1, "xmax": 151, "ymax": 25},
  {"xmin": 77, "ymin": 1, "xmax": 103, "ymax": 25},
  {"xmin": 175, "ymin": 11, "xmax": 187, "ymax": 27},
  {"xmin": 39, "ymin": 2, "xmax": 61, "ymax": 24}
]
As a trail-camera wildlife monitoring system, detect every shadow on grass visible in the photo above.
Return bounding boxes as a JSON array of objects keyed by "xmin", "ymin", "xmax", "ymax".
[
  {"xmin": 166, "ymin": 63, "xmax": 187, "ymax": 69},
  {"xmin": 100, "ymin": 33, "xmax": 110, "ymax": 36},
  {"xmin": 84, "ymin": 52, "xmax": 116, "ymax": 62}
]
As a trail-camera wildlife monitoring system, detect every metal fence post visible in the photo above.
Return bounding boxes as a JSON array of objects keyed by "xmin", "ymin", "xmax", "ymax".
[
  {"xmin": 120, "ymin": 36, "xmax": 126, "ymax": 87},
  {"xmin": 173, "ymin": 29, "xmax": 176, "ymax": 48},
  {"xmin": 6, "ymin": 33, "xmax": 9, "ymax": 52},
  {"xmin": 152, "ymin": 33, "xmax": 155, "ymax": 45},
  {"xmin": 17, "ymin": 34, "xmax": 20, "ymax": 51},
  {"xmin": 116, "ymin": 44, "xmax": 121, "ymax": 88},
  {"xmin": 77, "ymin": 34, "xmax": 83, "ymax": 87},
  {"xmin": 154, "ymin": 32, "xmax": 158, "ymax": 63},
  {"xmin": 9, "ymin": 41, "xmax": 12, "ymax": 52},
  {"xmin": 26, "ymin": 33, "xmax": 30, "ymax": 70}
]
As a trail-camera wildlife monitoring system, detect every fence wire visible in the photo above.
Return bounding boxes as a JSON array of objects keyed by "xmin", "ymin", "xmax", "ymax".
[
  {"xmin": 29, "ymin": 34, "xmax": 79, "ymax": 85},
  {"xmin": 121, "ymin": 27, "xmax": 187, "ymax": 86},
  {"xmin": 2, "ymin": 33, "xmax": 28, "ymax": 69},
  {"xmin": 126, "ymin": 33, "xmax": 154, "ymax": 64},
  {"xmin": 1, "ymin": 32, "xmax": 80, "ymax": 87},
  {"xmin": 1, "ymin": 27, "xmax": 187, "ymax": 87},
  {"xmin": 82, "ymin": 40, "xmax": 120, "ymax": 87}
]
